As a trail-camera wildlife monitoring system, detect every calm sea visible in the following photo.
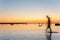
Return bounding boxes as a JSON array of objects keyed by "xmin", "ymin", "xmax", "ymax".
[{"xmin": 0, "ymin": 24, "xmax": 60, "ymax": 40}]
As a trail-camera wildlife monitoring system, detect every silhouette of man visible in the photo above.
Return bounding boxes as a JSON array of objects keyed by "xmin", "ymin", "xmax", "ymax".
[{"xmin": 46, "ymin": 16, "xmax": 52, "ymax": 32}]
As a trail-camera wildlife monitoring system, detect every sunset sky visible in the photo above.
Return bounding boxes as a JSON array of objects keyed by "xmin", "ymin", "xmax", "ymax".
[{"xmin": 0, "ymin": 0, "xmax": 60, "ymax": 23}]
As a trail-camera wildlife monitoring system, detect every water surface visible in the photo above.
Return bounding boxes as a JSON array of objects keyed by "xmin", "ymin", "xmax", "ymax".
[{"xmin": 0, "ymin": 24, "xmax": 60, "ymax": 40}]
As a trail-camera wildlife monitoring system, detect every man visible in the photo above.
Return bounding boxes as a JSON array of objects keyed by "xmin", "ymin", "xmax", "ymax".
[{"xmin": 46, "ymin": 16, "xmax": 52, "ymax": 32}]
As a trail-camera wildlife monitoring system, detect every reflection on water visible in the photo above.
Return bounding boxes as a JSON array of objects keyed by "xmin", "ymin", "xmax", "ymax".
[
  {"xmin": 0, "ymin": 24, "xmax": 60, "ymax": 40},
  {"xmin": 46, "ymin": 32, "xmax": 52, "ymax": 40}
]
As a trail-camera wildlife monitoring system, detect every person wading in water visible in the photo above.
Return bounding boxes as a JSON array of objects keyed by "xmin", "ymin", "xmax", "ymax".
[{"xmin": 46, "ymin": 16, "xmax": 52, "ymax": 32}]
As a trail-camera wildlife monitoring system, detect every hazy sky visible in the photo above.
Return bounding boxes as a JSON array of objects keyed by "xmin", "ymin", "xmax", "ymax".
[{"xmin": 0, "ymin": 0, "xmax": 60, "ymax": 19}]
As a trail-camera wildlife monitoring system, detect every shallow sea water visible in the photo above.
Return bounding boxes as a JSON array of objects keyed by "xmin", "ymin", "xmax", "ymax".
[{"xmin": 0, "ymin": 24, "xmax": 60, "ymax": 40}]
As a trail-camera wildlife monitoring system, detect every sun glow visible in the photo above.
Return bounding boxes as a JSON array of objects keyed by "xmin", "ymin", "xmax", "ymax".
[{"xmin": 0, "ymin": 17, "xmax": 60, "ymax": 24}]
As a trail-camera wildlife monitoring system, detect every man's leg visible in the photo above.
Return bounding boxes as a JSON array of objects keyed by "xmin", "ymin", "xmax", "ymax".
[
  {"xmin": 46, "ymin": 27, "xmax": 48, "ymax": 32},
  {"xmin": 50, "ymin": 28, "xmax": 52, "ymax": 32}
]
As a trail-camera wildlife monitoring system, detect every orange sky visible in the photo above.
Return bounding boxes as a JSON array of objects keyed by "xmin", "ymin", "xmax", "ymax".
[
  {"xmin": 0, "ymin": 0, "xmax": 60, "ymax": 24},
  {"xmin": 0, "ymin": 17, "xmax": 60, "ymax": 24}
]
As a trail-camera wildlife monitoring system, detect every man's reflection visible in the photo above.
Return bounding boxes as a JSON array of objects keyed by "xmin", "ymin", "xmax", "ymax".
[{"xmin": 46, "ymin": 32, "xmax": 52, "ymax": 40}]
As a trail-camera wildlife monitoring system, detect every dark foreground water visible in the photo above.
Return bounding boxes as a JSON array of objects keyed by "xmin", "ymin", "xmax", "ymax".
[{"xmin": 0, "ymin": 24, "xmax": 60, "ymax": 40}]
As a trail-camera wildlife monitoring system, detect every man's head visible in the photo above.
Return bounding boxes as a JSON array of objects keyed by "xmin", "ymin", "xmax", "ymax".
[{"xmin": 46, "ymin": 15, "xmax": 49, "ymax": 18}]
